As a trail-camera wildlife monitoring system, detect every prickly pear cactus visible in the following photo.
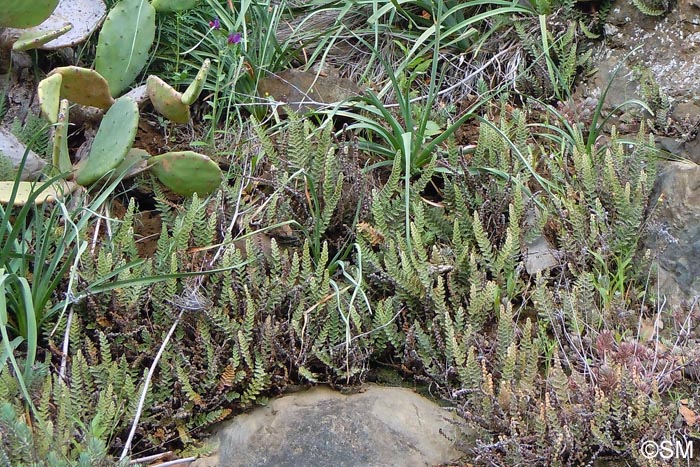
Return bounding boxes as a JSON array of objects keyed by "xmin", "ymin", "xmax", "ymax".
[
  {"xmin": 0, "ymin": 180, "xmax": 78, "ymax": 206},
  {"xmin": 75, "ymin": 97, "xmax": 139, "ymax": 186},
  {"xmin": 12, "ymin": 24, "xmax": 73, "ymax": 51},
  {"xmin": 48, "ymin": 67, "xmax": 115, "ymax": 109},
  {"xmin": 95, "ymin": 0, "xmax": 156, "ymax": 97},
  {"xmin": 147, "ymin": 75, "xmax": 190, "ymax": 124},
  {"xmin": 181, "ymin": 59, "xmax": 210, "ymax": 105},
  {"xmin": 38, "ymin": 74, "xmax": 62, "ymax": 124},
  {"xmin": 151, "ymin": 0, "xmax": 198, "ymax": 12},
  {"xmin": 52, "ymin": 100, "xmax": 72, "ymax": 174},
  {"xmin": 149, "ymin": 151, "xmax": 222, "ymax": 196},
  {"xmin": 0, "ymin": 0, "xmax": 59, "ymax": 28}
]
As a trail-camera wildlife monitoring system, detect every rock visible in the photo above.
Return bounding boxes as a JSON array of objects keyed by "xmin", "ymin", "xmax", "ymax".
[
  {"xmin": 189, "ymin": 454, "xmax": 219, "ymax": 467},
  {"xmin": 257, "ymin": 68, "xmax": 362, "ymax": 114},
  {"xmin": 679, "ymin": 0, "xmax": 700, "ymax": 22},
  {"xmin": 656, "ymin": 135, "xmax": 700, "ymax": 165},
  {"xmin": 197, "ymin": 385, "xmax": 469, "ymax": 467},
  {"xmin": 522, "ymin": 202, "xmax": 559, "ymax": 274},
  {"xmin": 0, "ymin": 126, "xmax": 46, "ymax": 180},
  {"xmin": 523, "ymin": 233, "xmax": 558, "ymax": 274},
  {"xmin": 645, "ymin": 161, "xmax": 700, "ymax": 308},
  {"xmin": 581, "ymin": 52, "xmax": 637, "ymax": 113},
  {"xmin": 671, "ymin": 100, "xmax": 700, "ymax": 121},
  {"xmin": 578, "ymin": 2, "xmax": 700, "ymax": 117}
]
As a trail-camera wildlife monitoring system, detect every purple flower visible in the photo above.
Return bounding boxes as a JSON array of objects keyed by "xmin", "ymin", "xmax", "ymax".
[
  {"xmin": 228, "ymin": 32, "xmax": 241, "ymax": 45},
  {"xmin": 209, "ymin": 18, "xmax": 220, "ymax": 30}
]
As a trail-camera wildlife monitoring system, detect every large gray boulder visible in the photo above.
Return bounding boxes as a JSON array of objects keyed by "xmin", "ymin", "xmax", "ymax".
[
  {"xmin": 645, "ymin": 161, "xmax": 700, "ymax": 308},
  {"xmin": 191, "ymin": 385, "xmax": 468, "ymax": 467}
]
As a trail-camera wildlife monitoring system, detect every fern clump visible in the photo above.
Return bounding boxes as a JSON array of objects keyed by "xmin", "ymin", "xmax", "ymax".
[
  {"xmin": 353, "ymin": 102, "xmax": 692, "ymax": 464},
  {"xmin": 514, "ymin": 20, "xmax": 593, "ymax": 101},
  {"xmin": 11, "ymin": 115, "xmax": 51, "ymax": 159},
  {"xmin": 630, "ymin": 0, "xmax": 670, "ymax": 15},
  {"xmin": 635, "ymin": 66, "xmax": 671, "ymax": 133},
  {"xmin": 2, "ymin": 103, "xmax": 696, "ymax": 466},
  {"xmin": 0, "ymin": 151, "xmax": 16, "ymax": 180},
  {"xmin": 248, "ymin": 113, "xmax": 371, "ymax": 265},
  {"xmin": 46, "ymin": 117, "xmax": 380, "ymax": 455},
  {"xmin": 0, "ymin": 356, "xmax": 130, "ymax": 466}
]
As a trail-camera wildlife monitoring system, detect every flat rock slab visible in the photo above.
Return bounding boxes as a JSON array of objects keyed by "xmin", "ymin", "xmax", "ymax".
[{"xmin": 192, "ymin": 385, "xmax": 465, "ymax": 467}]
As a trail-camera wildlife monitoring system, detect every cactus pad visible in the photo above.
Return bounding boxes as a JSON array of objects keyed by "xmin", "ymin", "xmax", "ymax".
[
  {"xmin": 147, "ymin": 75, "xmax": 191, "ymax": 124},
  {"xmin": 181, "ymin": 59, "xmax": 211, "ymax": 105},
  {"xmin": 52, "ymin": 99, "xmax": 72, "ymax": 175},
  {"xmin": 151, "ymin": 0, "xmax": 198, "ymax": 12},
  {"xmin": 12, "ymin": 24, "xmax": 72, "ymax": 51},
  {"xmin": 49, "ymin": 66, "xmax": 115, "ymax": 109},
  {"xmin": 0, "ymin": 180, "xmax": 78, "ymax": 206},
  {"xmin": 0, "ymin": 0, "xmax": 60, "ymax": 28},
  {"xmin": 75, "ymin": 97, "xmax": 139, "ymax": 186},
  {"xmin": 149, "ymin": 151, "xmax": 222, "ymax": 196},
  {"xmin": 95, "ymin": 0, "xmax": 156, "ymax": 97},
  {"xmin": 38, "ymin": 74, "xmax": 63, "ymax": 124}
]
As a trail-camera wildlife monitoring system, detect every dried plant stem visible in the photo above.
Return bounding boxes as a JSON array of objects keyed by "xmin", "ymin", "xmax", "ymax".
[
  {"xmin": 58, "ymin": 308, "xmax": 73, "ymax": 381},
  {"xmin": 151, "ymin": 457, "xmax": 197, "ymax": 467},
  {"xmin": 128, "ymin": 451, "xmax": 171, "ymax": 464},
  {"xmin": 120, "ymin": 308, "xmax": 184, "ymax": 461},
  {"xmin": 128, "ymin": 452, "xmax": 197, "ymax": 466}
]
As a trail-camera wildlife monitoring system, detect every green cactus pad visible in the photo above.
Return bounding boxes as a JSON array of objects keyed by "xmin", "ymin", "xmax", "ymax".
[
  {"xmin": 181, "ymin": 59, "xmax": 211, "ymax": 105},
  {"xmin": 75, "ymin": 97, "xmax": 139, "ymax": 186},
  {"xmin": 95, "ymin": 0, "xmax": 156, "ymax": 97},
  {"xmin": 147, "ymin": 75, "xmax": 191, "ymax": 124},
  {"xmin": 12, "ymin": 24, "xmax": 72, "ymax": 51},
  {"xmin": 149, "ymin": 151, "xmax": 222, "ymax": 196},
  {"xmin": 0, "ymin": 180, "xmax": 78, "ymax": 206},
  {"xmin": 151, "ymin": 0, "xmax": 198, "ymax": 12},
  {"xmin": 0, "ymin": 0, "xmax": 60, "ymax": 28},
  {"xmin": 38, "ymin": 74, "xmax": 63, "ymax": 124},
  {"xmin": 49, "ymin": 66, "xmax": 115, "ymax": 110},
  {"xmin": 52, "ymin": 99, "xmax": 72, "ymax": 175}
]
